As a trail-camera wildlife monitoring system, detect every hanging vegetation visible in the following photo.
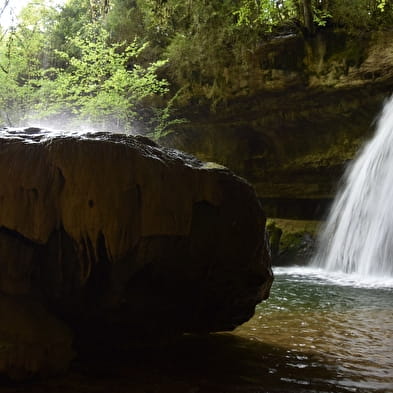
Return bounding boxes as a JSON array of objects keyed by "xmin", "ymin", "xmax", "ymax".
[{"xmin": 0, "ymin": 0, "xmax": 392, "ymax": 133}]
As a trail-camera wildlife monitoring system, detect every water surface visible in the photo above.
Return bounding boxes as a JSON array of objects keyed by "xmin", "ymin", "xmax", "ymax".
[
  {"xmin": 235, "ymin": 267, "xmax": 393, "ymax": 393},
  {"xmin": 3, "ymin": 267, "xmax": 391, "ymax": 393}
]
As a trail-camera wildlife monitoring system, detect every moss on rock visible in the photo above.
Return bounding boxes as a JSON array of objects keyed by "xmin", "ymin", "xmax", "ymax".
[
  {"xmin": 267, "ymin": 219, "xmax": 320, "ymax": 266},
  {"xmin": 160, "ymin": 30, "xmax": 393, "ymax": 216}
]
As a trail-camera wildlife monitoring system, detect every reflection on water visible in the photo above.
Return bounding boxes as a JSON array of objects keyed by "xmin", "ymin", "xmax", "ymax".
[
  {"xmin": 2, "ymin": 268, "xmax": 392, "ymax": 393},
  {"xmin": 235, "ymin": 268, "xmax": 393, "ymax": 393}
]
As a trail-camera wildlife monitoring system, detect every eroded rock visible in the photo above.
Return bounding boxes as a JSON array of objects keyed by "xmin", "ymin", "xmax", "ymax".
[
  {"xmin": 160, "ymin": 30, "xmax": 393, "ymax": 218},
  {"xmin": 0, "ymin": 128, "xmax": 272, "ymax": 378}
]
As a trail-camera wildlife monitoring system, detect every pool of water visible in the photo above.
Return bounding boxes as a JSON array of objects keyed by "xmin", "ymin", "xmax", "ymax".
[
  {"xmin": 2, "ymin": 267, "xmax": 392, "ymax": 393},
  {"xmin": 234, "ymin": 267, "xmax": 393, "ymax": 393}
]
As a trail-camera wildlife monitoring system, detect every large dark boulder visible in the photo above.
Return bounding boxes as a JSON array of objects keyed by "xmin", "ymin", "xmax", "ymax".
[{"xmin": 0, "ymin": 128, "xmax": 272, "ymax": 378}]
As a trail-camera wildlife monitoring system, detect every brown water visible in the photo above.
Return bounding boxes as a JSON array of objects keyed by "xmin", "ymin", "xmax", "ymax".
[
  {"xmin": 1, "ymin": 267, "xmax": 392, "ymax": 393},
  {"xmin": 234, "ymin": 267, "xmax": 393, "ymax": 393}
]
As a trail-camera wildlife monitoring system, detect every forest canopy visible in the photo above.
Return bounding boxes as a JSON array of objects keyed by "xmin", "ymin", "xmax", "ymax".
[{"xmin": 0, "ymin": 0, "xmax": 391, "ymax": 135}]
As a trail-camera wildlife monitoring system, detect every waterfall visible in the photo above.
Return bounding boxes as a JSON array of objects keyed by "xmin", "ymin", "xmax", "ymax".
[{"xmin": 312, "ymin": 97, "xmax": 393, "ymax": 277}]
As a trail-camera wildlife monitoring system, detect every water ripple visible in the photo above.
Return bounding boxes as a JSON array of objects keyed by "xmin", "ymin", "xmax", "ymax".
[{"xmin": 234, "ymin": 269, "xmax": 393, "ymax": 392}]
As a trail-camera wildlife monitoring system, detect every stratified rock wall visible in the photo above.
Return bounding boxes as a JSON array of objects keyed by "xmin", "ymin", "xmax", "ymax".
[
  {"xmin": 160, "ymin": 30, "xmax": 393, "ymax": 218},
  {"xmin": 0, "ymin": 128, "xmax": 272, "ymax": 378}
]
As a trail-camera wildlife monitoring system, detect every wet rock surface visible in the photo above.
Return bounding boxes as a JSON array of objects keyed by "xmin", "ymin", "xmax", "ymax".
[
  {"xmin": 0, "ymin": 128, "xmax": 272, "ymax": 379},
  {"xmin": 266, "ymin": 219, "xmax": 318, "ymax": 266}
]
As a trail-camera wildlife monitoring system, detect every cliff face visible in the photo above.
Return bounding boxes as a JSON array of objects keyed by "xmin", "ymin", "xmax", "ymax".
[
  {"xmin": 0, "ymin": 128, "xmax": 272, "ymax": 378},
  {"xmin": 161, "ymin": 30, "xmax": 393, "ymax": 218}
]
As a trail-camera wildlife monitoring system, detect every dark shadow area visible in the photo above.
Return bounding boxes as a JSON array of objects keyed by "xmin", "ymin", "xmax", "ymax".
[
  {"xmin": 0, "ymin": 333, "xmax": 366, "ymax": 393},
  {"xmin": 260, "ymin": 198, "xmax": 332, "ymax": 220}
]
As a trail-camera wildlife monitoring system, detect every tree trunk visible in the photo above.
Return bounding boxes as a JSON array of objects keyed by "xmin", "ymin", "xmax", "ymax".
[
  {"xmin": 0, "ymin": 0, "xmax": 10, "ymax": 19},
  {"xmin": 302, "ymin": 0, "xmax": 315, "ymax": 34},
  {"xmin": 90, "ymin": 0, "xmax": 110, "ymax": 21}
]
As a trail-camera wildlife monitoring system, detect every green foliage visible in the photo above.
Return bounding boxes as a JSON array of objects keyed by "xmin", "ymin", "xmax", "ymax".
[
  {"xmin": 0, "ymin": 0, "xmax": 173, "ymax": 135},
  {"xmin": 321, "ymin": 0, "xmax": 393, "ymax": 29},
  {"xmin": 38, "ymin": 23, "xmax": 169, "ymax": 132},
  {"xmin": 312, "ymin": 6, "xmax": 331, "ymax": 27},
  {"xmin": 142, "ymin": 0, "xmax": 393, "ymax": 106},
  {"xmin": 47, "ymin": 0, "xmax": 91, "ymax": 61},
  {"xmin": 106, "ymin": 0, "xmax": 145, "ymax": 44},
  {"xmin": 233, "ymin": 0, "xmax": 393, "ymax": 31},
  {"xmin": 377, "ymin": 0, "xmax": 387, "ymax": 11},
  {"xmin": 1, "ymin": 0, "xmax": 393, "ymax": 131},
  {"xmin": 139, "ymin": 0, "xmax": 267, "ymax": 106},
  {"xmin": 234, "ymin": 0, "xmax": 298, "ymax": 30},
  {"xmin": 0, "ymin": 0, "xmax": 56, "ymax": 125}
]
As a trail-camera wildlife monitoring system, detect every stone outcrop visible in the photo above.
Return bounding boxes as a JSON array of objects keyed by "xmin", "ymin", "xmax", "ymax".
[
  {"xmin": 160, "ymin": 30, "xmax": 393, "ymax": 218},
  {"xmin": 0, "ymin": 128, "xmax": 272, "ymax": 378}
]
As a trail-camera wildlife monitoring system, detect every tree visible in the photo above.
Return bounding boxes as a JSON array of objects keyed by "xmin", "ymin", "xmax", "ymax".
[
  {"xmin": 37, "ymin": 23, "xmax": 169, "ymax": 132},
  {"xmin": 1, "ymin": 0, "xmax": 393, "ymax": 129},
  {"xmin": 0, "ymin": 0, "xmax": 10, "ymax": 19},
  {"xmin": 0, "ymin": 0, "xmax": 58, "ymax": 125},
  {"xmin": 89, "ymin": 0, "xmax": 111, "ymax": 21},
  {"xmin": 0, "ymin": 1, "xmax": 173, "ymax": 135},
  {"xmin": 302, "ymin": 0, "xmax": 314, "ymax": 33}
]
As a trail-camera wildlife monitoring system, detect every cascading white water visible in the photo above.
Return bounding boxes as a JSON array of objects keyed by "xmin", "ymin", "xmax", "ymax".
[{"xmin": 312, "ymin": 96, "xmax": 393, "ymax": 278}]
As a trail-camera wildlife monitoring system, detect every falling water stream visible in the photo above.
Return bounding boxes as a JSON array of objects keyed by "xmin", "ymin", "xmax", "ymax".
[{"xmin": 312, "ymin": 96, "xmax": 393, "ymax": 277}]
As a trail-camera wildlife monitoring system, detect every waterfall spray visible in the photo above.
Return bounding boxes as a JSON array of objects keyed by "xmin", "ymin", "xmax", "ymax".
[{"xmin": 312, "ymin": 96, "xmax": 393, "ymax": 277}]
